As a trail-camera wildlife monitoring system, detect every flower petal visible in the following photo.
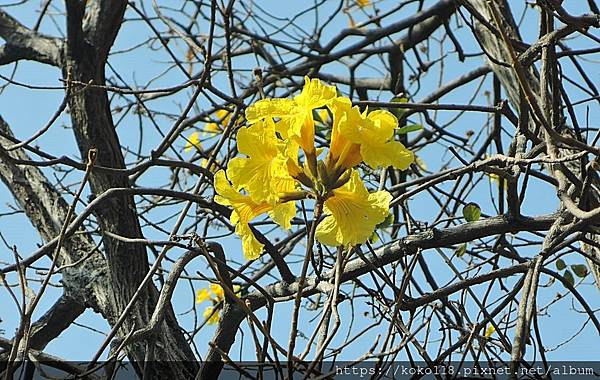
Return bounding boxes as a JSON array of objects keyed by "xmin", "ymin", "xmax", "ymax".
[
  {"xmin": 245, "ymin": 98, "xmax": 296, "ymax": 124},
  {"xmin": 203, "ymin": 306, "xmax": 220, "ymax": 325},
  {"xmin": 269, "ymin": 202, "xmax": 296, "ymax": 230},
  {"xmin": 196, "ymin": 288, "xmax": 211, "ymax": 304},
  {"xmin": 214, "ymin": 170, "xmax": 271, "ymax": 260},
  {"xmin": 360, "ymin": 140, "xmax": 414, "ymax": 170},
  {"xmin": 236, "ymin": 222, "xmax": 264, "ymax": 260},
  {"xmin": 209, "ymin": 284, "xmax": 224, "ymax": 301},
  {"xmin": 316, "ymin": 171, "xmax": 391, "ymax": 247},
  {"xmin": 295, "ymin": 77, "xmax": 337, "ymax": 110},
  {"xmin": 184, "ymin": 131, "xmax": 202, "ymax": 152}
]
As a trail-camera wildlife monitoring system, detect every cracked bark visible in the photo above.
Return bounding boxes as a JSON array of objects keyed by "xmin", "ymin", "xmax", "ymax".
[
  {"xmin": 0, "ymin": 10, "xmax": 62, "ymax": 66},
  {"xmin": 1, "ymin": 1, "xmax": 197, "ymax": 376},
  {"xmin": 61, "ymin": 1, "xmax": 197, "ymax": 377}
]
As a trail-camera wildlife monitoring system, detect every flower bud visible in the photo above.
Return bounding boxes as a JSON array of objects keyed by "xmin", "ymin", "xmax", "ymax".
[
  {"xmin": 331, "ymin": 169, "xmax": 352, "ymax": 189},
  {"xmin": 278, "ymin": 191, "xmax": 309, "ymax": 203},
  {"xmin": 287, "ymin": 158, "xmax": 314, "ymax": 188}
]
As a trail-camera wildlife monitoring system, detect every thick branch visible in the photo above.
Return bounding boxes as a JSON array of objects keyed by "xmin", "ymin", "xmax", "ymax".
[{"xmin": 0, "ymin": 10, "xmax": 61, "ymax": 66}]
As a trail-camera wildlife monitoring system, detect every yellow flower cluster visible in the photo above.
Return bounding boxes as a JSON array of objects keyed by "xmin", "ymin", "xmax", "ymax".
[
  {"xmin": 196, "ymin": 283, "xmax": 241, "ymax": 325},
  {"xmin": 214, "ymin": 77, "xmax": 414, "ymax": 260}
]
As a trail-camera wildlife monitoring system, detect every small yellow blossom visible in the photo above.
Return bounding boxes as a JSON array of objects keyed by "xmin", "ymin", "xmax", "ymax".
[
  {"xmin": 316, "ymin": 171, "xmax": 391, "ymax": 247},
  {"xmin": 195, "ymin": 288, "xmax": 211, "ymax": 304},
  {"xmin": 196, "ymin": 284, "xmax": 243, "ymax": 325},
  {"xmin": 205, "ymin": 109, "xmax": 233, "ymax": 135},
  {"xmin": 357, "ymin": 0, "xmax": 370, "ymax": 7},
  {"xmin": 203, "ymin": 306, "xmax": 220, "ymax": 325},
  {"xmin": 184, "ymin": 131, "xmax": 202, "ymax": 152},
  {"xmin": 484, "ymin": 324, "xmax": 496, "ymax": 338},
  {"xmin": 209, "ymin": 283, "xmax": 225, "ymax": 300}
]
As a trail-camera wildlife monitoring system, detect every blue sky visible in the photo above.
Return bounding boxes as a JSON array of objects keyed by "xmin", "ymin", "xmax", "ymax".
[{"xmin": 0, "ymin": 0, "xmax": 599, "ymax": 364}]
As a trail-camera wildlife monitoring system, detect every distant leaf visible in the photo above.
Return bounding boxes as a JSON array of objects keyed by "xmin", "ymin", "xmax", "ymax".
[
  {"xmin": 455, "ymin": 243, "xmax": 467, "ymax": 258},
  {"xmin": 378, "ymin": 213, "xmax": 394, "ymax": 229},
  {"xmin": 462, "ymin": 203, "xmax": 481, "ymax": 222},
  {"xmin": 397, "ymin": 124, "xmax": 423, "ymax": 135},
  {"xmin": 370, "ymin": 214, "xmax": 395, "ymax": 243},
  {"xmin": 415, "ymin": 155, "xmax": 428, "ymax": 171},
  {"xmin": 571, "ymin": 264, "xmax": 588, "ymax": 278},
  {"xmin": 24, "ymin": 286, "xmax": 36, "ymax": 301},
  {"xmin": 564, "ymin": 270, "xmax": 575, "ymax": 286},
  {"xmin": 556, "ymin": 259, "xmax": 566, "ymax": 271},
  {"xmin": 484, "ymin": 324, "xmax": 496, "ymax": 338},
  {"xmin": 388, "ymin": 97, "xmax": 408, "ymax": 119}
]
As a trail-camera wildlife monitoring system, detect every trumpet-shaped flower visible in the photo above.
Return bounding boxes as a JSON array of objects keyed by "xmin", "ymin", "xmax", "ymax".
[
  {"xmin": 316, "ymin": 170, "xmax": 391, "ymax": 247},
  {"xmin": 214, "ymin": 168, "xmax": 296, "ymax": 259},
  {"xmin": 327, "ymin": 97, "xmax": 363, "ymax": 172},
  {"xmin": 225, "ymin": 119, "xmax": 297, "ymax": 229},
  {"xmin": 214, "ymin": 170, "xmax": 272, "ymax": 260},
  {"xmin": 227, "ymin": 120, "xmax": 295, "ymax": 202},
  {"xmin": 328, "ymin": 97, "xmax": 414, "ymax": 171},
  {"xmin": 245, "ymin": 77, "xmax": 337, "ymax": 154}
]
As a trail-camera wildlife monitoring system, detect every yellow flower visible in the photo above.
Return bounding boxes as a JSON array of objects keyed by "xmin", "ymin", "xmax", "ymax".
[
  {"xmin": 214, "ymin": 170, "xmax": 271, "ymax": 260},
  {"xmin": 184, "ymin": 131, "xmax": 202, "ymax": 152},
  {"xmin": 327, "ymin": 97, "xmax": 363, "ymax": 172},
  {"xmin": 487, "ymin": 172, "xmax": 508, "ymax": 190},
  {"xmin": 484, "ymin": 324, "xmax": 496, "ymax": 338},
  {"xmin": 209, "ymin": 283, "xmax": 225, "ymax": 301},
  {"xmin": 357, "ymin": 0, "xmax": 370, "ymax": 7},
  {"xmin": 203, "ymin": 306, "xmax": 220, "ymax": 325},
  {"xmin": 245, "ymin": 77, "xmax": 337, "ymax": 155},
  {"xmin": 195, "ymin": 288, "xmax": 211, "ymax": 303},
  {"xmin": 197, "ymin": 283, "xmax": 242, "ymax": 304},
  {"xmin": 227, "ymin": 119, "xmax": 296, "ymax": 204},
  {"xmin": 328, "ymin": 97, "xmax": 414, "ymax": 171},
  {"xmin": 316, "ymin": 170, "xmax": 391, "ymax": 246},
  {"xmin": 197, "ymin": 284, "xmax": 243, "ymax": 325},
  {"xmin": 205, "ymin": 109, "xmax": 232, "ymax": 135}
]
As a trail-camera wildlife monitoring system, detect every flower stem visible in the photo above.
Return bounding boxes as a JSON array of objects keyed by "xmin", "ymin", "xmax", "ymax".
[{"xmin": 287, "ymin": 200, "xmax": 323, "ymax": 376}]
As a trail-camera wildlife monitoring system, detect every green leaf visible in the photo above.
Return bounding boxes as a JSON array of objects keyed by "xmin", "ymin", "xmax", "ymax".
[
  {"xmin": 571, "ymin": 264, "xmax": 588, "ymax": 278},
  {"xmin": 377, "ymin": 213, "xmax": 395, "ymax": 229},
  {"xmin": 388, "ymin": 97, "xmax": 408, "ymax": 119},
  {"xmin": 564, "ymin": 270, "xmax": 575, "ymax": 286},
  {"xmin": 462, "ymin": 202, "xmax": 481, "ymax": 222},
  {"xmin": 556, "ymin": 259, "xmax": 566, "ymax": 271},
  {"xmin": 396, "ymin": 124, "xmax": 423, "ymax": 135},
  {"xmin": 370, "ymin": 214, "xmax": 395, "ymax": 243},
  {"xmin": 455, "ymin": 243, "xmax": 467, "ymax": 258}
]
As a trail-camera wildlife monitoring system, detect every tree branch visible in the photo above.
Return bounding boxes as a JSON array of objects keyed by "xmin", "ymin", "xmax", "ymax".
[{"xmin": 0, "ymin": 10, "xmax": 61, "ymax": 66}]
